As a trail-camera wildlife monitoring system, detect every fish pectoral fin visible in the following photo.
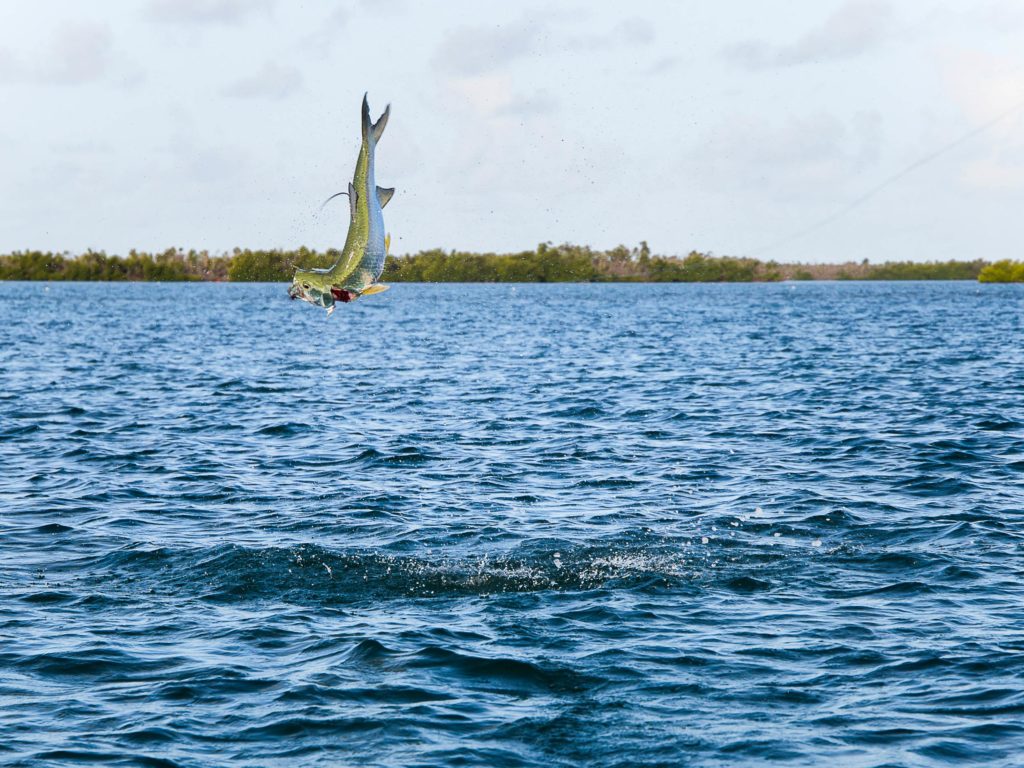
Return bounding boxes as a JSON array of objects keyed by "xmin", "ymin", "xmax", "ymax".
[
  {"xmin": 326, "ymin": 305, "xmax": 335, "ymax": 317},
  {"xmin": 377, "ymin": 186, "xmax": 395, "ymax": 208},
  {"xmin": 361, "ymin": 284, "xmax": 390, "ymax": 296}
]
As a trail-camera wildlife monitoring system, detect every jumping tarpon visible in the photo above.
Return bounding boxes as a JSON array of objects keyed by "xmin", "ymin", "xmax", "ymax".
[{"xmin": 289, "ymin": 94, "xmax": 393, "ymax": 315}]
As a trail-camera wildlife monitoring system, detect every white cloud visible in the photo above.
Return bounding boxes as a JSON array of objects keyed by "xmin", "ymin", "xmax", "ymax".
[
  {"xmin": 566, "ymin": 16, "xmax": 654, "ymax": 50},
  {"xmin": 0, "ymin": 47, "xmax": 20, "ymax": 83},
  {"xmin": 42, "ymin": 22, "xmax": 113, "ymax": 85},
  {"xmin": 298, "ymin": 6, "xmax": 348, "ymax": 57},
  {"xmin": 642, "ymin": 56, "xmax": 680, "ymax": 76},
  {"xmin": 145, "ymin": 0, "xmax": 274, "ymax": 25},
  {"xmin": 433, "ymin": 18, "xmax": 541, "ymax": 76},
  {"xmin": 448, "ymin": 74, "xmax": 515, "ymax": 115},
  {"xmin": 431, "ymin": 9, "xmax": 654, "ymax": 75},
  {"xmin": 498, "ymin": 90, "xmax": 558, "ymax": 117},
  {"xmin": 975, "ymin": 0, "xmax": 1024, "ymax": 32},
  {"xmin": 0, "ymin": 21, "xmax": 113, "ymax": 86},
  {"xmin": 725, "ymin": 0, "xmax": 892, "ymax": 69},
  {"xmin": 443, "ymin": 73, "xmax": 558, "ymax": 121},
  {"xmin": 222, "ymin": 61, "xmax": 303, "ymax": 100},
  {"xmin": 943, "ymin": 49, "xmax": 1024, "ymax": 189},
  {"xmin": 686, "ymin": 111, "xmax": 883, "ymax": 197}
]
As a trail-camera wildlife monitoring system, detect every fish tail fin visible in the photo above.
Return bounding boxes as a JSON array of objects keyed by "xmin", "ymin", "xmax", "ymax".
[{"xmin": 361, "ymin": 93, "xmax": 390, "ymax": 143}]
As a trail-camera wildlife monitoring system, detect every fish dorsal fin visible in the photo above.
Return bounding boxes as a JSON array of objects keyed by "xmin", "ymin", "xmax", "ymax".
[
  {"xmin": 377, "ymin": 186, "xmax": 395, "ymax": 208},
  {"xmin": 361, "ymin": 284, "xmax": 389, "ymax": 296},
  {"xmin": 347, "ymin": 182, "xmax": 357, "ymax": 219}
]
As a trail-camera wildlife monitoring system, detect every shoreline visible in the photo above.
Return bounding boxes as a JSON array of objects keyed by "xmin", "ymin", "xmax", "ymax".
[{"xmin": 2, "ymin": 246, "xmax": 1020, "ymax": 283}]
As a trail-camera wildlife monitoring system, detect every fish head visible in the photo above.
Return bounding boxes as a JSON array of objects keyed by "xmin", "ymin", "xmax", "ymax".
[{"xmin": 288, "ymin": 271, "xmax": 335, "ymax": 311}]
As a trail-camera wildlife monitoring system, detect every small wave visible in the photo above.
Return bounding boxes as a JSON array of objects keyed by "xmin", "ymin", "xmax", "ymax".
[
  {"xmin": 895, "ymin": 474, "xmax": 978, "ymax": 496},
  {"xmin": 403, "ymin": 646, "xmax": 595, "ymax": 693},
  {"xmin": 15, "ymin": 649, "xmax": 186, "ymax": 680},
  {"xmin": 34, "ymin": 523, "xmax": 74, "ymax": 534},
  {"xmin": 975, "ymin": 418, "xmax": 1021, "ymax": 432},
  {"xmin": 31, "ymin": 750, "xmax": 182, "ymax": 768},
  {"xmin": 255, "ymin": 422, "xmax": 307, "ymax": 437},
  {"xmin": 78, "ymin": 541, "xmax": 731, "ymax": 603},
  {"xmin": 345, "ymin": 446, "xmax": 437, "ymax": 466},
  {"xmin": 547, "ymin": 404, "xmax": 606, "ymax": 419}
]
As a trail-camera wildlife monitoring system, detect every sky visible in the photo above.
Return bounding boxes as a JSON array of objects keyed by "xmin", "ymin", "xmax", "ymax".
[{"xmin": 1, "ymin": 0, "xmax": 1022, "ymax": 263}]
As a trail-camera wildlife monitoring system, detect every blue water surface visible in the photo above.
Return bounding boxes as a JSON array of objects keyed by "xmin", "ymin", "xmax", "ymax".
[{"xmin": 1, "ymin": 281, "xmax": 1023, "ymax": 767}]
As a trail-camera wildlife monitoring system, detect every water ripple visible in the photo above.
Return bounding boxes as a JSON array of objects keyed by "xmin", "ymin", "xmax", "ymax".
[{"xmin": 2, "ymin": 282, "xmax": 1024, "ymax": 766}]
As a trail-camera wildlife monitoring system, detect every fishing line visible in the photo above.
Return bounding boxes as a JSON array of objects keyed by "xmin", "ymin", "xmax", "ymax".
[
  {"xmin": 318, "ymin": 191, "xmax": 349, "ymax": 212},
  {"xmin": 280, "ymin": 192, "xmax": 350, "ymax": 271},
  {"xmin": 750, "ymin": 96, "xmax": 1024, "ymax": 256}
]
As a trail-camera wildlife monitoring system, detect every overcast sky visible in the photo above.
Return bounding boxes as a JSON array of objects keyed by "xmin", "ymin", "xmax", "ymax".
[{"xmin": 1, "ymin": 0, "xmax": 1022, "ymax": 262}]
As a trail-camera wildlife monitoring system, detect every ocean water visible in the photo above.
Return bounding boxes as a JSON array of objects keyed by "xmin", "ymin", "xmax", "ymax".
[{"xmin": 1, "ymin": 280, "xmax": 1023, "ymax": 767}]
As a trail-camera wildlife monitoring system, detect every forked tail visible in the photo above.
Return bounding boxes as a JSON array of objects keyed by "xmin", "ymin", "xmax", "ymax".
[{"xmin": 361, "ymin": 93, "xmax": 390, "ymax": 144}]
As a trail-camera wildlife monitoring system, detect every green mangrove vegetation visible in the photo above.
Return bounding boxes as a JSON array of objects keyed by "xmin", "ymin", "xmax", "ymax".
[
  {"xmin": 0, "ymin": 249, "xmax": 232, "ymax": 282},
  {"xmin": 978, "ymin": 260, "xmax": 1024, "ymax": 283},
  {"xmin": 0, "ymin": 244, "xmax": 1006, "ymax": 283}
]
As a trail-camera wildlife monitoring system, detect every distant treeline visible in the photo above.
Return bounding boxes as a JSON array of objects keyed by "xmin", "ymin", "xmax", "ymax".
[
  {"xmin": 1, "ymin": 245, "xmax": 1020, "ymax": 283},
  {"xmin": 0, "ymin": 249, "xmax": 232, "ymax": 282}
]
